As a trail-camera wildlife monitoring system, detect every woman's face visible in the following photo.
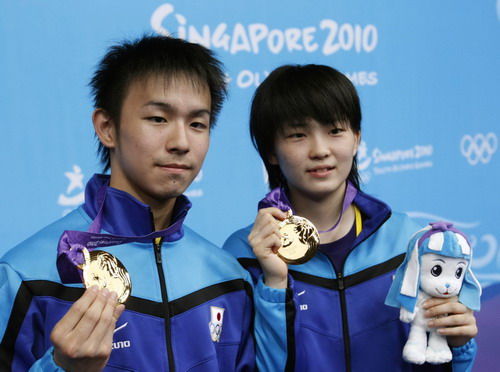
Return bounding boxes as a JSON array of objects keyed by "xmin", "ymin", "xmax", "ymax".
[{"xmin": 271, "ymin": 119, "xmax": 360, "ymax": 202}]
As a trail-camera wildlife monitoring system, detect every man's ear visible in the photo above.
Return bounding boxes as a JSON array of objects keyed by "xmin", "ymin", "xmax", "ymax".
[{"xmin": 92, "ymin": 108, "xmax": 117, "ymax": 148}]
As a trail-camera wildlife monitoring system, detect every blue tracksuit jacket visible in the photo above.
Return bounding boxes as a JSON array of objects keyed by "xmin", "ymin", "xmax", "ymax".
[
  {"xmin": 223, "ymin": 189, "xmax": 477, "ymax": 372},
  {"xmin": 0, "ymin": 174, "xmax": 255, "ymax": 371}
]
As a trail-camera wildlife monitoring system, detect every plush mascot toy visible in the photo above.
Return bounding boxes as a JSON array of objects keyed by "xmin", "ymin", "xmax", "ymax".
[{"xmin": 385, "ymin": 221, "xmax": 481, "ymax": 365}]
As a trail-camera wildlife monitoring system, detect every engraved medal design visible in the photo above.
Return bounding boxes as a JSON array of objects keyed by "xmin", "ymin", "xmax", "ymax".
[
  {"xmin": 80, "ymin": 248, "xmax": 132, "ymax": 304},
  {"xmin": 278, "ymin": 210, "xmax": 320, "ymax": 265}
]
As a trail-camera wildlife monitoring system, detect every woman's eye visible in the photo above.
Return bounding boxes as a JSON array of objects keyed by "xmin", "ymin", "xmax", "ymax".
[
  {"xmin": 288, "ymin": 132, "xmax": 305, "ymax": 138},
  {"xmin": 431, "ymin": 265, "xmax": 442, "ymax": 277},
  {"xmin": 455, "ymin": 267, "xmax": 463, "ymax": 279},
  {"xmin": 330, "ymin": 128, "xmax": 342, "ymax": 135}
]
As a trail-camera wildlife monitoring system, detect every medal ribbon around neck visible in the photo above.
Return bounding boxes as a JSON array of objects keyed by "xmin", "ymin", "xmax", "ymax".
[
  {"xmin": 259, "ymin": 180, "xmax": 357, "ymax": 220},
  {"xmin": 317, "ymin": 181, "xmax": 357, "ymax": 234},
  {"xmin": 57, "ymin": 183, "xmax": 185, "ymax": 284},
  {"xmin": 259, "ymin": 181, "xmax": 357, "ymax": 265}
]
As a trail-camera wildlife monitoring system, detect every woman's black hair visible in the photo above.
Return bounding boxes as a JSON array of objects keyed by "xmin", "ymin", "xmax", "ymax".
[{"xmin": 249, "ymin": 64, "xmax": 362, "ymax": 190}]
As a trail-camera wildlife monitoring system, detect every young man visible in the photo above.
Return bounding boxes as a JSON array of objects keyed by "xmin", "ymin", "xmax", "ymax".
[{"xmin": 0, "ymin": 35, "xmax": 255, "ymax": 371}]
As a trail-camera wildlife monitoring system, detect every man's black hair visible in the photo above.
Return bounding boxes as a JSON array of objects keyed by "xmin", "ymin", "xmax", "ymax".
[
  {"xmin": 249, "ymin": 64, "xmax": 362, "ymax": 190},
  {"xmin": 90, "ymin": 34, "xmax": 228, "ymax": 172}
]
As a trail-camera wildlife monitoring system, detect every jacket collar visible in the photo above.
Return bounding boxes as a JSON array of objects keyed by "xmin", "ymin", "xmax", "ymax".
[
  {"xmin": 352, "ymin": 189, "xmax": 391, "ymax": 245},
  {"xmin": 81, "ymin": 174, "xmax": 191, "ymax": 241}
]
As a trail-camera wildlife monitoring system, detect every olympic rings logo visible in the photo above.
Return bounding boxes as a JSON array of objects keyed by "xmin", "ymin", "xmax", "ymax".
[
  {"xmin": 209, "ymin": 322, "xmax": 222, "ymax": 336},
  {"xmin": 460, "ymin": 133, "xmax": 497, "ymax": 165}
]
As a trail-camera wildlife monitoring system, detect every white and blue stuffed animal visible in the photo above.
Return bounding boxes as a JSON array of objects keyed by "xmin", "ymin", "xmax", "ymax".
[{"xmin": 385, "ymin": 221, "xmax": 481, "ymax": 365}]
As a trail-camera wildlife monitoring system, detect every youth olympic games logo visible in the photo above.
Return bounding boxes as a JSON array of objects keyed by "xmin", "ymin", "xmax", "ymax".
[
  {"xmin": 357, "ymin": 140, "xmax": 372, "ymax": 171},
  {"xmin": 58, "ymin": 165, "xmax": 85, "ymax": 215},
  {"xmin": 460, "ymin": 133, "xmax": 497, "ymax": 165}
]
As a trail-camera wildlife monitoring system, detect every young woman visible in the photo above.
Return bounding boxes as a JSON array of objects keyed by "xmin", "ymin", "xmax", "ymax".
[{"xmin": 223, "ymin": 64, "xmax": 478, "ymax": 371}]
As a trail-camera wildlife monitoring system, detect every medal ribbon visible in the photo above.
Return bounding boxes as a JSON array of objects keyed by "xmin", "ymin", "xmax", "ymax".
[
  {"xmin": 258, "ymin": 187, "xmax": 294, "ymax": 212},
  {"xmin": 258, "ymin": 181, "xmax": 357, "ymax": 234},
  {"xmin": 317, "ymin": 181, "xmax": 357, "ymax": 234},
  {"xmin": 57, "ymin": 183, "xmax": 187, "ymax": 283}
]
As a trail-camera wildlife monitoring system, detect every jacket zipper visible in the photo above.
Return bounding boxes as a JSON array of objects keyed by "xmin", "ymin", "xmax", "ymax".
[
  {"xmin": 336, "ymin": 271, "xmax": 351, "ymax": 372},
  {"xmin": 154, "ymin": 237, "xmax": 176, "ymax": 371},
  {"xmin": 318, "ymin": 209, "xmax": 390, "ymax": 372},
  {"xmin": 323, "ymin": 254, "xmax": 352, "ymax": 372},
  {"xmin": 149, "ymin": 205, "xmax": 190, "ymax": 371}
]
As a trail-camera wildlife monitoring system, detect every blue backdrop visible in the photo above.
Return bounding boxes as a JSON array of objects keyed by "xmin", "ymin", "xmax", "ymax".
[{"xmin": 1, "ymin": 1, "xmax": 499, "ymax": 369}]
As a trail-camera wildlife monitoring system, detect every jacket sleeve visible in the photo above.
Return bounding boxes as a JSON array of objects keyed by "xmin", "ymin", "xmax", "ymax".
[
  {"xmin": 0, "ymin": 263, "xmax": 63, "ymax": 372},
  {"xmin": 223, "ymin": 231, "xmax": 304, "ymax": 371},
  {"xmin": 29, "ymin": 347, "xmax": 64, "ymax": 372},
  {"xmin": 450, "ymin": 339, "xmax": 477, "ymax": 372},
  {"xmin": 234, "ymin": 272, "xmax": 257, "ymax": 372},
  {"xmin": 254, "ymin": 275, "xmax": 309, "ymax": 372}
]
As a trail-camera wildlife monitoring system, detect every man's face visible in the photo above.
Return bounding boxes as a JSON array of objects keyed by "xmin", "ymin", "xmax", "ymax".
[{"xmin": 108, "ymin": 75, "xmax": 211, "ymax": 207}]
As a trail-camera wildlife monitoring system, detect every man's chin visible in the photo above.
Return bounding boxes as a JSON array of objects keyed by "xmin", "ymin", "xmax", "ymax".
[{"xmin": 157, "ymin": 186, "xmax": 191, "ymax": 200}]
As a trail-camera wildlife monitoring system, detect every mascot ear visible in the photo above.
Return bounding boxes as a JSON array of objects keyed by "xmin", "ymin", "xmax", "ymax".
[{"xmin": 400, "ymin": 240, "xmax": 420, "ymax": 297}]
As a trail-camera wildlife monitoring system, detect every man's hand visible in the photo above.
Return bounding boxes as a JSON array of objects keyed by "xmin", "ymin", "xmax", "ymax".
[
  {"xmin": 423, "ymin": 296, "xmax": 477, "ymax": 347},
  {"xmin": 248, "ymin": 208, "xmax": 289, "ymax": 289},
  {"xmin": 50, "ymin": 286, "xmax": 125, "ymax": 372}
]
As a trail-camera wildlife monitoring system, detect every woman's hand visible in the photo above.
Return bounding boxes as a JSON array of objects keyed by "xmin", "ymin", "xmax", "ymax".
[
  {"xmin": 248, "ymin": 207, "xmax": 289, "ymax": 288},
  {"xmin": 423, "ymin": 296, "xmax": 477, "ymax": 347}
]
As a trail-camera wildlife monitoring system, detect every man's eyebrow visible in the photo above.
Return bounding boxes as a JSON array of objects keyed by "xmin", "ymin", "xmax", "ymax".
[
  {"xmin": 144, "ymin": 101, "xmax": 172, "ymax": 109},
  {"xmin": 288, "ymin": 122, "xmax": 309, "ymax": 128},
  {"xmin": 143, "ymin": 101, "xmax": 210, "ymax": 116}
]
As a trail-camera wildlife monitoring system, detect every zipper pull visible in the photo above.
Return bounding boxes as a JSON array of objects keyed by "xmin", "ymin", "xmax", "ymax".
[
  {"xmin": 154, "ymin": 242, "xmax": 162, "ymax": 264},
  {"xmin": 337, "ymin": 272, "xmax": 345, "ymax": 290}
]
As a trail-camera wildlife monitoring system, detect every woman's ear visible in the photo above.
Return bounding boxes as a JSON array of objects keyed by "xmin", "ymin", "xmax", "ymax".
[
  {"xmin": 353, "ymin": 130, "xmax": 361, "ymax": 156},
  {"xmin": 269, "ymin": 153, "xmax": 278, "ymax": 165},
  {"xmin": 92, "ymin": 108, "xmax": 117, "ymax": 149}
]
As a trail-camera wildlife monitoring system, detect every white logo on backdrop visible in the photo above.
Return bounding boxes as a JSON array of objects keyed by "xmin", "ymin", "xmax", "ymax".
[
  {"xmin": 58, "ymin": 165, "xmax": 85, "ymax": 215},
  {"xmin": 497, "ymin": 0, "xmax": 500, "ymax": 22},
  {"xmin": 345, "ymin": 71, "xmax": 378, "ymax": 86},
  {"xmin": 262, "ymin": 163, "xmax": 269, "ymax": 186},
  {"xmin": 357, "ymin": 140, "xmax": 372, "ymax": 183},
  {"xmin": 151, "ymin": 3, "xmax": 378, "ymax": 56},
  {"xmin": 407, "ymin": 212, "xmax": 499, "ymax": 285},
  {"xmin": 357, "ymin": 140, "xmax": 372, "ymax": 170},
  {"xmin": 460, "ymin": 132, "xmax": 497, "ymax": 165},
  {"xmin": 358, "ymin": 140, "xmax": 433, "ymax": 183},
  {"xmin": 151, "ymin": 4, "xmax": 379, "ymax": 89},
  {"xmin": 185, "ymin": 169, "xmax": 204, "ymax": 198},
  {"xmin": 406, "ymin": 212, "xmax": 480, "ymax": 230}
]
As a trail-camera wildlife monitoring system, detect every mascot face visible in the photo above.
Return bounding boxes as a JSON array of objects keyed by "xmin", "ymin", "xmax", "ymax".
[{"xmin": 419, "ymin": 253, "xmax": 467, "ymax": 298}]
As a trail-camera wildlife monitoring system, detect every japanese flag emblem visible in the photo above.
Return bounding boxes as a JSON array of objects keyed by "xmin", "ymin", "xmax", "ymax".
[{"xmin": 209, "ymin": 306, "xmax": 225, "ymax": 342}]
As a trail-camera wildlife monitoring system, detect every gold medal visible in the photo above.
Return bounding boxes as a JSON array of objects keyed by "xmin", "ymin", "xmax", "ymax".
[
  {"xmin": 278, "ymin": 210, "xmax": 320, "ymax": 265},
  {"xmin": 80, "ymin": 248, "xmax": 132, "ymax": 304}
]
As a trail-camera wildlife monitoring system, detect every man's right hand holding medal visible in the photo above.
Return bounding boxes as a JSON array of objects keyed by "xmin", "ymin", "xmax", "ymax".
[
  {"xmin": 50, "ymin": 286, "xmax": 125, "ymax": 372},
  {"xmin": 248, "ymin": 207, "xmax": 289, "ymax": 289}
]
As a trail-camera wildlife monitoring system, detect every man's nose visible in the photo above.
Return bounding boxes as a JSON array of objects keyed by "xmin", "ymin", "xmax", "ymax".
[{"xmin": 166, "ymin": 123, "xmax": 190, "ymax": 153}]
